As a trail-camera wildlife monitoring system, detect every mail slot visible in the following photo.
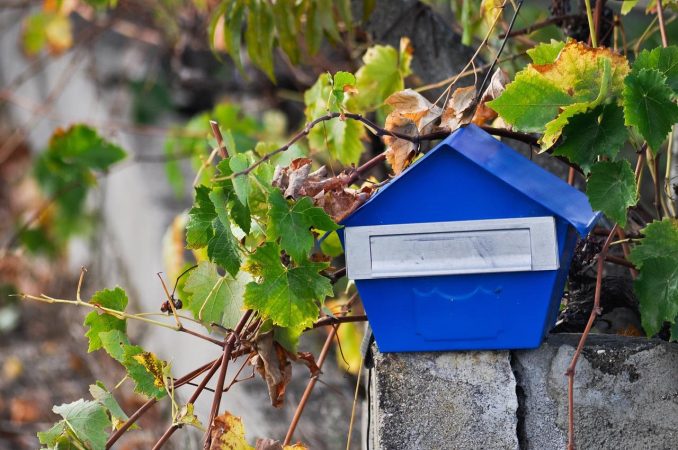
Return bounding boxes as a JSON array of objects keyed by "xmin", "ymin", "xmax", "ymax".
[
  {"xmin": 339, "ymin": 125, "xmax": 601, "ymax": 352},
  {"xmin": 345, "ymin": 217, "xmax": 559, "ymax": 280}
]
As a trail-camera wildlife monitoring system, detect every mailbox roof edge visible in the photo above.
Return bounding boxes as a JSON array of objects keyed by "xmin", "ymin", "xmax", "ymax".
[{"xmin": 343, "ymin": 124, "xmax": 601, "ymax": 236}]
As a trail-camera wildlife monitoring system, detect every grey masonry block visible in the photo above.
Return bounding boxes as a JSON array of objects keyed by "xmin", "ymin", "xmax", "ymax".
[{"xmin": 368, "ymin": 335, "xmax": 678, "ymax": 450}]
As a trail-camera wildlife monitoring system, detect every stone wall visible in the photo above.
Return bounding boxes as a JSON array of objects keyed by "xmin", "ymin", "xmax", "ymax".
[{"xmin": 367, "ymin": 334, "xmax": 678, "ymax": 449}]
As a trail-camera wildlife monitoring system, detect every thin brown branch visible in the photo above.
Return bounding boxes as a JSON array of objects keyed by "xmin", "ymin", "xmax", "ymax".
[
  {"xmin": 203, "ymin": 310, "xmax": 253, "ymax": 449},
  {"xmin": 657, "ymin": 0, "xmax": 669, "ymax": 48},
  {"xmin": 565, "ymin": 224, "xmax": 618, "ymax": 450},
  {"xmin": 311, "ymin": 315, "xmax": 367, "ymax": 329},
  {"xmin": 210, "ymin": 120, "xmax": 230, "ymax": 159},
  {"xmin": 604, "ymin": 254, "xmax": 636, "ymax": 269},
  {"xmin": 283, "ymin": 324, "xmax": 338, "ymax": 445},
  {"xmin": 615, "ymin": 228, "xmax": 638, "ymax": 278},
  {"xmin": 106, "ymin": 358, "xmax": 218, "ymax": 449},
  {"xmin": 151, "ymin": 358, "xmax": 223, "ymax": 450},
  {"xmin": 178, "ymin": 326, "xmax": 225, "ymax": 347}
]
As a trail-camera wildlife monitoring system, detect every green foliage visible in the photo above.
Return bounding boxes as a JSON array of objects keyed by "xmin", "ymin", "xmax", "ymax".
[
  {"xmin": 243, "ymin": 242, "xmax": 333, "ymax": 333},
  {"xmin": 84, "ymin": 287, "xmax": 128, "ymax": 352},
  {"xmin": 186, "ymin": 186, "xmax": 218, "ymax": 249},
  {"xmin": 526, "ymin": 40, "xmax": 565, "ymax": 64},
  {"xmin": 41, "ymin": 399, "xmax": 111, "ymax": 450},
  {"xmin": 633, "ymin": 46, "xmax": 678, "ymax": 93},
  {"xmin": 89, "ymin": 382, "xmax": 131, "ymax": 430},
  {"xmin": 629, "ymin": 219, "xmax": 678, "ymax": 340},
  {"xmin": 29, "ymin": 125, "xmax": 126, "ymax": 254},
  {"xmin": 267, "ymin": 190, "xmax": 338, "ymax": 263},
  {"xmin": 184, "ymin": 261, "xmax": 248, "ymax": 330},
  {"xmin": 554, "ymin": 103, "xmax": 628, "ymax": 174},
  {"xmin": 585, "ymin": 161, "xmax": 638, "ymax": 227},
  {"xmin": 623, "ymin": 68, "xmax": 678, "ymax": 153},
  {"xmin": 207, "ymin": 189, "xmax": 242, "ymax": 277},
  {"xmin": 209, "ymin": 0, "xmax": 352, "ymax": 80}
]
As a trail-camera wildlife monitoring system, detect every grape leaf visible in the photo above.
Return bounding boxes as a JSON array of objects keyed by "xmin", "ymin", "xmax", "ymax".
[
  {"xmin": 629, "ymin": 220, "xmax": 678, "ymax": 337},
  {"xmin": 206, "ymin": 185, "xmax": 242, "ymax": 278},
  {"xmin": 271, "ymin": 0, "xmax": 299, "ymax": 64},
  {"xmin": 633, "ymin": 46, "xmax": 678, "ymax": 93},
  {"xmin": 184, "ymin": 261, "xmax": 249, "ymax": 329},
  {"xmin": 98, "ymin": 329, "xmax": 130, "ymax": 362},
  {"xmin": 331, "ymin": 71, "xmax": 357, "ymax": 105},
  {"xmin": 243, "ymin": 242, "xmax": 333, "ymax": 331},
  {"xmin": 186, "ymin": 186, "xmax": 217, "ymax": 249},
  {"xmin": 621, "ymin": 0, "xmax": 639, "ymax": 14},
  {"xmin": 37, "ymin": 422, "xmax": 67, "ymax": 447},
  {"xmin": 533, "ymin": 41, "xmax": 629, "ymax": 102},
  {"xmin": 586, "ymin": 160, "xmax": 638, "ymax": 227},
  {"xmin": 89, "ymin": 382, "xmax": 130, "ymax": 430},
  {"xmin": 354, "ymin": 39, "xmax": 413, "ymax": 113},
  {"xmin": 304, "ymin": 73, "xmax": 365, "ymax": 165},
  {"xmin": 48, "ymin": 125, "xmax": 126, "ymax": 171},
  {"xmin": 122, "ymin": 345, "xmax": 167, "ymax": 399},
  {"xmin": 175, "ymin": 403, "xmax": 203, "ymax": 429},
  {"xmin": 623, "ymin": 68, "xmax": 678, "ymax": 153},
  {"xmin": 22, "ymin": 12, "xmax": 49, "ymax": 56},
  {"xmin": 229, "ymin": 153, "xmax": 251, "ymax": 207},
  {"xmin": 84, "ymin": 287, "xmax": 128, "ymax": 352},
  {"xmin": 526, "ymin": 39, "xmax": 565, "ymax": 64},
  {"xmin": 554, "ymin": 103, "xmax": 628, "ymax": 173},
  {"xmin": 267, "ymin": 190, "xmax": 338, "ymax": 263},
  {"xmin": 245, "ymin": 0, "xmax": 275, "ymax": 81},
  {"xmin": 540, "ymin": 57, "xmax": 613, "ymax": 149},
  {"xmin": 209, "ymin": 412, "xmax": 253, "ymax": 450},
  {"xmin": 487, "ymin": 67, "xmax": 574, "ymax": 132},
  {"xmin": 53, "ymin": 399, "xmax": 110, "ymax": 450}
]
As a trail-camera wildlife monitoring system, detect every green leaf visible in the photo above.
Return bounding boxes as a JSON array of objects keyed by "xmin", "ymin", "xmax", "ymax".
[
  {"xmin": 122, "ymin": 345, "xmax": 167, "ymax": 399},
  {"xmin": 186, "ymin": 186, "xmax": 217, "ymax": 249},
  {"xmin": 554, "ymin": 103, "xmax": 628, "ymax": 173},
  {"xmin": 586, "ymin": 160, "xmax": 638, "ymax": 227},
  {"xmin": 632, "ymin": 257, "xmax": 678, "ymax": 337},
  {"xmin": 629, "ymin": 219, "xmax": 678, "ymax": 337},
  {"xmin": 633, "ymin": 46, "xmax": 678, "ymax": 93},
  {"xmin": 229, "ymin": 153, "xmax": 251, "ymax": 206},
  {"xmin": 243, "ymin": 242, "xmax": 333, "ymax": 331},
  {"xmin": 332, "ymin": 71, "xmax": 356, "ymax": 105},
  {"xmin": 526, "ymin": 39, "xmax": 565, "ymax": 64},
  {"xmin": 37, "ymin": 422, "xmax": 67, "ymax": 447},
  {"xmin": 184, "ymin": 261, "xmax": 249, "ymax": 329},
  {"xmin": 629, "ymin": 219, "xmax": 678, "ymax": 265},
  {"xmin": 246, "ymin": 0, "xmax": 275, "ymax": 81},
  {"xmin": 84, "ymin": 287, "xmax": 128, "ymax": 352},
  {"xmin": 98, "ymin": 329, "xmax": 130, "ymax": 362},
  {"xmin": 22, "ymin": 12, "xmax": 49, "ymax": 56},
  {"xmin": 623, "ymin": 68, "xmax": 678, "ymax": 153},
  {"xmin": 53, "ymin": 399, "xmax": 110, "ymax": 450},
  {"xmin": 354, "ymin": 43, "xmax": 413, "ymax": 112},
  {"xmin": 621, "ymin": 0, "xmax": 639, "ymax": 14},
  {"xmin": 89, "ymin": 382, "xmax": 130, "ymax": 430},
  {"xmin": 304, "ymin": 73, "xmax": 366, "ymax": 165},
  {"xmin": 48, "ymin": 125, "xmax": 126, "ymax": 171},
  {"xmin": 273, "ymin": 325, "xmax": 301, "ymax": 353},
  {"xmin": 272, "ymin": 0, "xmax": 299, "ymax": 64},
  {"xmin": 487, "ymin": 68, "xmax": 574, "ymax": 132},
  {"xmin": 207, "ymin": 218, "xmax": 241, "ymax": 277},
  {"xmin": 267, "ymin": 190, "xmax": 339, "ymax": 262}
]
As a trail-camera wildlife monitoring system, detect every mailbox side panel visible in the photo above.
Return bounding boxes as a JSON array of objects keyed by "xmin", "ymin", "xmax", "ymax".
[{"xmin": 357, "ymin": 218, "xmax": 573, "ymax": 352}]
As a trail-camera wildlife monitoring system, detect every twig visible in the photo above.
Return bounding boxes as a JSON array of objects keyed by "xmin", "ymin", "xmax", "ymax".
[
  {"xmin": 209, "ymin": 121, "xmax": 230, "ymax": 159},
  {"xmin": 311, "ymin": 315, "xmax": 367, "ymax": 329},
  {"xmin": 584, "ymin": 0, "xmax": 598, "ymax": 48},
  {"xmin": 283, "ymin": 324, "xmax": 339, "ymax": 445},
  {"xmin": 565, "ymin": 224, "xmax": 617, "ymax": 450},
  {"xmin": 150, "ymin": 358, "xmax": 223, "ymax": 450},
  {"xmin": 604, "ymin": 254, "xmax": 636, "ymax": 269},
  {"xmin": 656, "ymin": 0, "xmax": 669, "ymax": 48},
  {"xmin": 203, "ymin": 310, "xmax": 253, "ymax": 449},
  {"xmin": 615, "ymin": 228, "xmax": 638, "ymax": 278},
  {"xmin": 106, "ymin": 358, "xmax": 218, "ymax": 448}
]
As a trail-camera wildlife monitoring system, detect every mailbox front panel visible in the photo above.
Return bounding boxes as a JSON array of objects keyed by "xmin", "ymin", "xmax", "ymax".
[{"xmin": 345, "ymin": 217, "xmax": 559, "ymax": 280}]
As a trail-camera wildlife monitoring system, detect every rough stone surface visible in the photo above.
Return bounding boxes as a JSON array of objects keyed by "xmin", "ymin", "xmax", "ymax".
[
  {"xmin": 369, "ymin": 334, "xmax": 678, "ymax": 450},
  {"xmin": 513, "ymin": 334, "xmax": 678, "ymax": 450},
  {"xmin": 369, "ymin": 347, "xmax": 519, "ymax": 450}
]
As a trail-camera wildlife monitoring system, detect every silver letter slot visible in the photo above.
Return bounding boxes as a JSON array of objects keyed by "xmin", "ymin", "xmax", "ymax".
[{"xmin": 344, "ymin": 217, "xmax": 559, "ymax": 280}]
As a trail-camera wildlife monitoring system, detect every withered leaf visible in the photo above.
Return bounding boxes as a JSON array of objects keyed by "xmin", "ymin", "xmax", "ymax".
[
  {"xmin": 383, "ymin": 112, "xmax": 418, "ymax": 175},
  {"xmin": 209, "ymin": 412, "xmax": 253, "ymax": 450},
  {"xmin": 473, "ymin": 69, "xmax": 509, "ymax": 125},
  {"xmin": 384, "ymin": 89, "xmax": 442, "ymax": 132},
  {"xmin": 252, "ymin": 331, "xmax": 292, "ymax": 408},
  {"xmin": 439, "ymin": 85, "xmax": 477, "ymax": 132}
]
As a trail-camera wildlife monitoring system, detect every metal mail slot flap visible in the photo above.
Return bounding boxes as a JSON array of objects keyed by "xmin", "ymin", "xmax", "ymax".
[{"xmin": 344, "ymin": 217, "xmax": 559, "ymax": 280}]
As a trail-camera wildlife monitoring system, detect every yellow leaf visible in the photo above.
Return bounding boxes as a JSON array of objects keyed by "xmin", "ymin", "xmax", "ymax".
[
  {"xmin": 45, "ymin": 13, "xmax": 73, "ymax": 54},
  {"xmin": 209, "ymin": 412, "xmax": 254, "ymax": 450},
  {"xmin": 132, "ymin": 351, "xmax": 167, "ymax": 389}
]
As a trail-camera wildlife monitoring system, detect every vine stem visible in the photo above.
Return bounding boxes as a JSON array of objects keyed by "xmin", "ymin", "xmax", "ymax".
[
  {"xmin": 203, "ymin": 310, "xmax": 253, "ymax": 449},
  {"xmin": 584, "ymin": 0, "xmax": 598, "ymax": 48},
  {"xmin": 656, "ymin": 0, "xmax": 669, "ymax": 48},
  {"xmin": 105, "ymin": 358, "xmax": 219, "ymax": 449}
]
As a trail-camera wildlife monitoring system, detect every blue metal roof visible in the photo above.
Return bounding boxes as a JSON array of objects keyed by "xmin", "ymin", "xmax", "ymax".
[{"xmin": 351, "ymin": 124, "xmax": 601, "ymax": 236}]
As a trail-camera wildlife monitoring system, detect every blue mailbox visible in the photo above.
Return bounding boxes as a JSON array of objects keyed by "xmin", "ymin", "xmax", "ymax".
[{"xmin": 341, "ymin": 124, "xmax": 600, "ymax": 352}]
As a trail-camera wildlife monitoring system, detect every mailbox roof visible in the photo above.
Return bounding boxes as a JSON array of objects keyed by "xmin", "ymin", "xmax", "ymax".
[{"xmin": 348, "ymin": 124, "xmax": 600, "ymax": 236}]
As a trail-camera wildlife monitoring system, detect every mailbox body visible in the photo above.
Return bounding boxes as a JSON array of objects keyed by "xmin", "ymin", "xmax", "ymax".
[{"xmin": 340, "ymin": 125, "xmax": 600, "ymax": 352}]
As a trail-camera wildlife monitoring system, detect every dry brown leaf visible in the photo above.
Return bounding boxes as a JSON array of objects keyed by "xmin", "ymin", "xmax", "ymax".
[
  {"xmin": 383, "ymin": 112, "xmax": 418, "ymax": 175},
  {"xmin": 384, "ymin": 89, "xmax": 442, "ymax": 132},
  {"xmin": 439, "ymin": 85, "xmax": 477, "ymax": 132},
  {"xmin": 209, "ymin": 412, "xmax": 253, "ymax": 450},
  {"xmin": 472, "ymin": 69, "xmax": 509, "ymax": 125},
  {"xmin": 252, "ymin": 332, "xmax": 292, "ymax": 408}
]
